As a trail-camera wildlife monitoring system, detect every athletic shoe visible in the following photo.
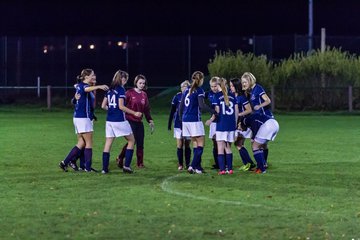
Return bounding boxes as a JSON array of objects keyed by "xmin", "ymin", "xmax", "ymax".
[
  {"xmin": 123, "ymin": 166, "xmax": 134, "ymax": 174},
  {"xmin": 239, "ymin": 163, "xmax": 251, "ymax": 171},
  {"xmin": 137, "ymin": 164, "xmax": 145, "ymax": 168},
  {"xmin": 195, "ymin": 169, "xmax": 203, "ymax": 174},
  {"xmin": 101, "ymin": 170, "xmax": 108, "ymax": 174},
  {"xmin": 178, "ymin": 165, "xmax": 183, "ymax": 171},
  {"xmin": 249, "ymin": 163, "xmax": 257, "ymax": 171},
  {"xmin": 59, "ymin": 161, "xmax": 68, "ymax": 172},
  {"xmin": 218, "ymin": 170, "xmax": 226, "ymax": 175},
  {"xmin": 78, "ymin": 167, "xmax": 85, "ymax": 171},
  {"xmin": 255, "ymin": 168, "xmax": 266, "ymax": 174},
  {"xmin": 69, "ymin": 161, "xmax": 79, "ymax": 171},
  {"xmin": 187, "ymin": 166, "xmax": 195, "ymax": 174},
  {"xmin": 85, "ymin": 167, "xmax": 99, "ymax": 173},
  {"xmin": 227, "ymin": 169, "xmax": 234, "ymax": 175},
  {"xmin": 116, "ymin": 157, "xmax": 124, "ymax": 169}
]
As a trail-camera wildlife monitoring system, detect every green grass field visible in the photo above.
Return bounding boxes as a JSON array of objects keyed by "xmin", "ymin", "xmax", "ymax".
[{"xmin": 1, "ymin": 105, "xmax": 360, "ymax": 239}]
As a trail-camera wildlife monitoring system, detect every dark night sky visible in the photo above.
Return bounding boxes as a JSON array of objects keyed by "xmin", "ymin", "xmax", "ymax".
[{"xmin": 1, "ymin": 0, "xmax": 360, "ymax": 36}]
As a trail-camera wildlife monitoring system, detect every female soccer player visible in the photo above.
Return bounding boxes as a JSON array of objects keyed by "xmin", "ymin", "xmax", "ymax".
[
  {"xmin": 239, "ymin": 113, "xmax": 279, "ymax": 174},
  {"xmin": 179, "ymin": 71, "xmax": 214, "ymax": 174},
  {"xmin": 101, "ymin": 70, "xmax": 142, "ymax": 174},
  {"xmin": 229, "ymin": 78, "xmax": 256, "ymax": 171},
  {"xmin": 59, "ymin": 68, "xmax": 109, "ymax": 172},
  {"xmin": 168, "ymin": 80, "xmax": 192, "ymax": 170},
  {"xmin": 210, "ymin": 78, "xmax": 238, "ymax": 175},
  {"xmin": 205, "ymin": 76, "xmax": 220, "ymax": 169},
  {"xmin": 241, "ymin": 72, "xmax": 273, "ymax": 166},
  {"xmin": 116, "ymin": 74, "xmax": 154, "ymax": 168}
]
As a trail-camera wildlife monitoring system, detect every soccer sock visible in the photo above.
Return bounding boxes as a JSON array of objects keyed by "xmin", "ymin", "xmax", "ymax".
[
  {"xmin": 124, "ymin": 149, "xmax": 134, "ymax": 168},
  {"xmin": 239, "ymin": 147, "xmax": 253, "ymax": 165},
  {"xmin": 196, "ymin": 146, "xmax": 204, "ymax": 170},
  {"xmin": 63, "ymin": 146, "xmax": 81, "ymax": 165},
  {"xmin": 218, "ymin": 154, "xmax": 225, "ymax": 171},
  {"xmin": 253, "ymin": 149, "xmax": 266, "ymax": 172},
  {"xmin": 184, "ymin": 147, "xmax": 191, "ymax": 167},
  {"xmin": 190, "ymin": 147, "xmax": 198, "ymax": 168},
  {"xmin": 84, "ymin": 148, "xmax": 93, "ymax": 171},
  {"xmin": 177, "ymin": 148, "xmax": 184, "ymax": 166},
  {"xmin": 263, "ymin": 149, "xmax": 269, "ymax": 163},
  {"xmin": 102, "ymin": 152, "xmax": 110, "ymax": 172},
  {"xmin": 213, "ymin": 147, "xmax": 219, "ymax": 166},
  {"xmin": 226, "ymin": 153, "xmax": 233, "ymax": 170},
  {"xmin": 79, "ymin": 149, "xmax": 85, "ymax": 169}
]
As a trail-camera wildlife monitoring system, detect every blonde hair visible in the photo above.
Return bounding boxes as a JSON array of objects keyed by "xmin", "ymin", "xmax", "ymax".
[
  {"xmin": 189, "ymin": 71, "xmax": 204, "ymax": 95},
  {"xmin": 76, "ymin": 68, "xmax": 93, "ymax": 83},
  {"xmin": 111, "ymin": 69, "xmax": 129, "ymax": 89},
  {"xmin": 219, "ymin": 77, "xmax": 229, "ymax": 106},
  {"xmin": 241, "ymin": 72, "xmax": 257, "ymax": 88},
  {"xmin": 209, "ymin": 76, "xmax": 220, "ymax": 85},
  {"xmin": 180, "ymin": 80, "xmax": 191, "ymax": 88}
]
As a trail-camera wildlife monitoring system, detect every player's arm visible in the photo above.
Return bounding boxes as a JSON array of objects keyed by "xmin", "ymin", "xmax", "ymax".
[
  {"xmin": 101, "ymin": 97, "xmax": 108, "ymax": 110},
  {"xmin": 118, "ymin": 98, "xmax": 142, "ymax": 117},
  {"xmin": 85, "ymin": 85, "xmax": 109, "ymax": 92},
  {"xmin": 239, "ymin": 102, "xmax": 252, "ymax": 117},
  {"xmin": 198, "ymin": 95, "xmax": 215, "ymax": 115},
  {"xmin": 168, "ymin": 104, "xmax": 176, "ymax": 130},
  {"xmin": 254, "ymin": 93, "xmax": 271, "ymax": 110}
]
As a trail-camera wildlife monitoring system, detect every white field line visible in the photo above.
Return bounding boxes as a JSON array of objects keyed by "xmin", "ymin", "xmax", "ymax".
[{"xmin": 161, "ymin": 174, "xmax": 335, "ymax": 216}]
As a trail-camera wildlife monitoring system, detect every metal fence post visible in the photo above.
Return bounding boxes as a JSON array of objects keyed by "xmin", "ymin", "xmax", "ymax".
[
  {"xmin": 348, "ymin": 85, "xmax": 353, "ymax": 112},
  {"xmin": 47, "ymin": 85, "xmax": 51, "ymax": 110}
]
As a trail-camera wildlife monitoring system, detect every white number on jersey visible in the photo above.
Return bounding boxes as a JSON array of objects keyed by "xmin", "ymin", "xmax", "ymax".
[
  {"xmin": 184, "ymin": 94, "xmax": 190, "ymax": 107},
  {"xmin": 108, "ymin": 94, "xmax": 117, "ymax": 108},
  {"xmin": 220, "ymin": 101, "xmax": 234, "ymax": 115}
]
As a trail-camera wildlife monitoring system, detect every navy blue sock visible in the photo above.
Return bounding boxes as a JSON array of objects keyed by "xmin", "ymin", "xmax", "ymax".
[
  {"xmin": 79, "ymin": 149, "xmax": 85, "ymax": 169},
  {"xmin": 263, "ymin": 149, "xmax": 269, "ymax": 163},
  {"xmin": 213, "ymin": 147, "xmax": 218, "ymax": 166},
  {"xmin": 218, "ymin": 154, "xmax": 225, "ymax": 171},
  {"xmin": 185, "ymin": 147, "xmax": 191, "ymax": 167},
  {"xmin": 84, "ymin": 148, "xmax": 92, "ymax": 171},
  {"xmin": 253, "ymin": 149, "xmax": 266, "ymax": 172},
  {"xmin": 239, "ymin": 147, "xmax": 253, "ymax": 165},
  {"xmin": 226, "ymin": 153, "xmax": 233, "ymax": 170},
  {"xmin": 102, "ymin": 152, "xmax": 110, "ymax": 172},
  {"xmin": 63, "ymin": 146, "xmax": 81, "ymax": 165},
  {"xmin": 190, "ymin": 147, "xmax": 198, "ymax": 168},
  {"xmin": 177, "ymin": 148, "xmax": 183, "ymax": 166},
  {"xmin": 196, "ymin": 147, "xmax": 204, "ymax": 170},
  {"xmin": 124, "ymin": 149, "xmax": 134, "ymax": 168}
]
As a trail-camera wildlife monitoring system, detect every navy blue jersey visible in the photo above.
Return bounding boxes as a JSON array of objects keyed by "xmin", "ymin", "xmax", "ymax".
[
  {"xmin": 206, "ymin": 90, "xmax": 219, "ymax": 122},
  {"xmin": 236, "ymin": 95, "xmax": 250, "ymax": 114},
  {"xmin": 242, "ymin": 113, "xmax": 271, "ymax": 139},
  {"xmin": 249, "ymin": 84, "xmax": 273, "ymax": 118},
  {"xmin": 74, "ymin": 82, "xmax": 93, "ymax": 118},
  {"xmin": 182, "ymin": 87, "xmax": 205, "ymax": 122},
  {"xmin": 171, "ymin": 92, "xmax": 182, "ymax": 128},
  {"xmin": 213, "ymin": 92, "xmax": 237, "ymax": 131},
  {"xmin": 105, "ymin": 86, "xmax": 126, "ymax": 122}
]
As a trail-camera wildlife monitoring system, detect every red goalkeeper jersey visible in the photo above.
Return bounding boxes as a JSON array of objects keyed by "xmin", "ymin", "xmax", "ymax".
[{"xmin": 125, "ymin": 88, "xmax": 153, "ymax": 123}]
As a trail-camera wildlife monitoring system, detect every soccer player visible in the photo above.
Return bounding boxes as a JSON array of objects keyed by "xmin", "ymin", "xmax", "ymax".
[
  {"xmin": 210, "ymin": 78, "xmax": 238, "ymax": 175},
  {"xmin": 101, "ymin": 70, "xmax": 142, "ymax": 174},
  {"xmin": 229, "ymin": 78, "xmax": 256, "ymax": 171},
  {"xmin": 205, "ymin": 76, "xmax": 221, "ymax": 169},
  {"xmin": 179, "ymin": 71, "xmax": 215, "ymax": 174},
  {"xmin": 239, "ymin": 113, "xmax": 279, "ymax": 174},
  {"xmin": 241, "ymin": 72, "xmax": 274, "ymax": 166},
  {"xmin": 59, "ymin": 68, "xmax": 109, "ymax": 172},
  {"xmin": 116, "ymin": 74, "xmax": 154, "ymax": 168},
  {"xmin": 168, "ymin": 80, "xmax": 192, "ymax": 170}
]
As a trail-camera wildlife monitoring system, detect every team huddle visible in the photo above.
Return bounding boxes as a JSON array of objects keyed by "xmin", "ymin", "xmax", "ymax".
[
  {"xmin": 59, "ymin": 68, "xmax": 279, "ymax": 175},
  {"xmin": 168, "ymin": 71, "xmax": 279, "ymax": 175}
]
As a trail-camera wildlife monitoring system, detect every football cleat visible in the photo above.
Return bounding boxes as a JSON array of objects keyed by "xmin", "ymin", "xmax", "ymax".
[
  {"xmin": 178, "ymin": 165, "xmax": 183, "ymax": 171},
  {"xmin": 101, "ymin": 170, "xmax": 109, "ymax": 174},
  {"xmin": 255, "ymin": 168, "xmax": 266, "ymax": 174},
  {"xmin": 195, "ymin": 169, "xmax": 203, "ymax": 174},
  {"xmin": 187, "ymin": 166, "xmax": 195, "ymax": 174},
  {"xmin": 239, "ymin": 163, "xmax": 250, "ymax": 171},
  {"xmin": 227, "ymin": 169, "xmax": 234, "ymax": 175},
  {"xmin": 218, "ymin": 170, "xmax": 226, "ymax": 175},
  {"xmin": 123, "ymin": 166, "xmax": 134, "ymax": 174},
  {"xmin": 69, "ymin": 161, "xmax": 79, "ymax": 171},
  {"xmin": 59, "ymin": 161, "xmax": 68, "ymax": 172}
]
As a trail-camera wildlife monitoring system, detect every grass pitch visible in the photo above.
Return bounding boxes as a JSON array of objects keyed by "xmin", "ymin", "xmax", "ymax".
[{"xmin": 0, "ymin": 106, "xmax": 360, "ymax": 239}]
